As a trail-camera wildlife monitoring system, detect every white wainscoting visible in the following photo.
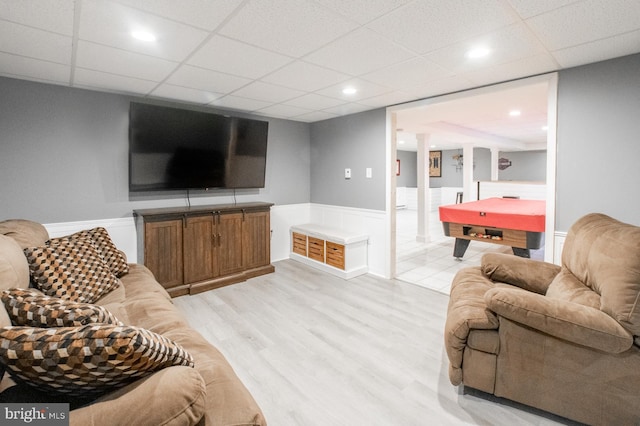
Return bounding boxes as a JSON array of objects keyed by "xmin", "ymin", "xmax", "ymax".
[
  {"xmin": 44, "ymin": 217, "xmax": 137, "ymax": 263},
  {"xmin": 553, "ymin": 231, "xmax": 567, "ymax": 265},
  {"xmin": 309, "ymin": 204, "xmax": 386, "ymax": 278},
  {"xmin": 43, "ymin": 203, "xmax": 387, "ymax": 278},
  {"xmin": 477, "ymin": 181, "xmax": 546, "ymax": 200}
]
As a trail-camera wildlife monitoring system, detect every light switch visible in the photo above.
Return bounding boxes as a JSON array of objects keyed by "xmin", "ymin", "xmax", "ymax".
[
  {"xmin": 366, "ymin": 168, "xmax": 372, "ymax": 178},
  {"xmin": 345, "ymin": 168, "xmax": 351, "ymax": 179}
]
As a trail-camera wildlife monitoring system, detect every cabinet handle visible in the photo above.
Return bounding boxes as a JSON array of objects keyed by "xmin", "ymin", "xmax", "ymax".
[
  {"xmin": 217, "ymin": 233, "xmax": 222, "ymax": 247},
  {"xmin": 242, "ymin": 209, "xmax": 246, "ymax": 222}
]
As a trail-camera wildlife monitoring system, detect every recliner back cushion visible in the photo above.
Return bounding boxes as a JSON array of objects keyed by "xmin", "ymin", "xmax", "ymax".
[
  {"xmin": 562, "ymin": 213, "xmax": 640, "ymax": 334},
  {"xmin": 546, "ymin": 269, "xmax": 601, "ymax": 309}
]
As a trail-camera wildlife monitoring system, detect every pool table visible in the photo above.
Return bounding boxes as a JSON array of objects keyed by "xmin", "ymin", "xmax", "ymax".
[{"xmin": 439, "ymin": 197, "xmax": 545, "ymax": 259}]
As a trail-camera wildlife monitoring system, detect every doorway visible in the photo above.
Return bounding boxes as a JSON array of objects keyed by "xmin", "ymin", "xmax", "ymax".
[{"xmin": 385, "ymin": 73, "xmax": 558, "ymax": 287}]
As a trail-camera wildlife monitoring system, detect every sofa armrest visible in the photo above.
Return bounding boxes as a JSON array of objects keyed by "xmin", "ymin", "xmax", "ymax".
[
  {"xmin": 485, "ymin": 287, "xmax": 633, "ymax": 353},
  {"xmin": 70, "ymin": 366, "xmax": 206, "ymax": 426},
  {"xmin": 481, "ymin": 253, "xmax": 561, "ymax": 294}
]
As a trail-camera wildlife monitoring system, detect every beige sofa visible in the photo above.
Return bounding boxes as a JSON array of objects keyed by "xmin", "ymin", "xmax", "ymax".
[
  {"xmin": 0, "ymin": 219, "xmax": 266, "ymax": 426},
  {"xmin": 445, "ymin": 213, "xmax": 640, "ymax": 425}
]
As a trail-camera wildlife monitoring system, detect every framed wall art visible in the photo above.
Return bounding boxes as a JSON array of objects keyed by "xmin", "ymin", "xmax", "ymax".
[{"xmin": 429, "ymin": 151, "xmax": 442, "ymax": 177}]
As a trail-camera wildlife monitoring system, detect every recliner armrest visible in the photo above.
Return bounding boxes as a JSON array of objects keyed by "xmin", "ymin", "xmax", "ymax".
[
  {"xmin": 481, "ymin": 253, "xmax": 560, "ymax": 294},
  {"xmin": 485, "ymin": 287, "xmax": 633, "ymax": 353}
]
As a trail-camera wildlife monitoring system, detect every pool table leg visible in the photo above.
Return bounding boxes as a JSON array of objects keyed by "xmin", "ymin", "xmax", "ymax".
[
  {"xmin": 512, "ymin": 247, "xmax": 531, "ymax": 258},
  {"xmin": 453, "ymin": 238, "xmax": 470, "ymax": 258}
]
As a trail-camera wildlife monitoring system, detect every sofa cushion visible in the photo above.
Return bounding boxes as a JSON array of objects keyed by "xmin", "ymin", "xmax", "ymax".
[
  {"xmin": 24, "ymin": 237, "xmax": 120, "ymax": 304},
  {"xmin": 0, "ymin": 235, "xmax": 30, "ymax": 293},
  {"xmin": 0, "ymin": 324, "xmax": 194, "ymax": 397},
  {"xmin": 1, "ymin": 288, "xmax": 122, "ymax": 327},
  {"xmin": 49, "ymin": 227, "xmax": 129, "ymax": 277},
  {"xmin": 546, "ymin": 269, "xmax": 601, "ymax": 309},
  {"xmin": 562, "ymin": 213, "xmax": 640, "ymax": 334},
  {"xmin": 0, "ymin": 220, "xmax": 49, "ymax": 249}
]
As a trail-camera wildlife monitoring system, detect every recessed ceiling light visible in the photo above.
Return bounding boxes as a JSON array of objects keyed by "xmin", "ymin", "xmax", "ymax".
[
  {"xmin": 430, "ymin": 145, "xmax": 437, "ymax": 148},
  {"xmin": 342, "ymin": 87, "xmax": 357, "ymax": 95},
  {"xmin": 542, "ymin": 125, "xmax": 549, "ymax": 131},
  {"xmin": 131, "ymin": 30, "xmax": 156, "ymax": 42},
  {"xmin": 398, "ymin": 140, "xmax": 405, "ymax": 144},
  {"xmin": 466, "ymin": 46, "xmax": 490, "ymax": 59},
  {"xmin": 509, "ymin": 110, "xmax": 521, "ymax": 117}
]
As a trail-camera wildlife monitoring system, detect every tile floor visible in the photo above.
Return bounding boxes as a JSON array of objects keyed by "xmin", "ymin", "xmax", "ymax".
[{"xmin": 395, "ymin": 208, "xmax": 522, "ymax": 295}]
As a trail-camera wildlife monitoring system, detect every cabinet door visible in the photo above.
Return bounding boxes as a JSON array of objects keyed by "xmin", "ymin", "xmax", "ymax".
[
  {"xmin": 243, "ymin": 210, "xmax": 271, "ymax": 269},
  {"xmin": 144, "ymin": 219, "xmax": 184, "ymax": 292},
  {"xmin": 217, "ymin": 212, "xmax": 244, "ymax": 276},
  {"xmin": 183, "ymin": 214, "xmax": 218, "ymax": 284}
]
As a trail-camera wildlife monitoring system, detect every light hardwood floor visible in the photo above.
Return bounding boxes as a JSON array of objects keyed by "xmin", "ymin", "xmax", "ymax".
[{"xmin": 174, "ymin": 260, "xmax": 573, "ymax": 426}]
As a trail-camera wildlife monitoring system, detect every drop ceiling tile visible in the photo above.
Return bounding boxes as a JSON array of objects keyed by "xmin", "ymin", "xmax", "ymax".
[
  {"xmin": 76, "ymin": 41, "xmax": 177, "ymax": 82},
  {"xmin": 209, "ymin": 95, "xmax": 272, "ymax": 112},
  {"xmin": 322, "ymin": 102, "xmax": 373, "ymax": 116},
  {"xmin": 357, "ymin": 91, "xmax": 417, "ymax": 108},
  {"xmin": 166, "ymin": 65, "xmax": 251, "ymax": 93},
  {"xmin": 362, "ymin": 57, "xmax": 449, "ymax": 91},
  {"xmin": 218, "ymin": 0, "xmax": 358, "ymax": 57},
  {"xmin": 0, "ymin": 21, "xmax": 71, "ymax": 64},
  {"xmin": 505, "ymin": 0, "xmax": 581, "ymax": 19},
  {"xmin": 188, "ymin": 36, "xmax": 292, "ymax": 80},
  {"xmin": 305, "ymin": 28, "xmax": 415, "ymax": 76},
  {"xmin": 256, "ymin": 103, "xmax": 313, "ymax": 119},
  {"xmin": 261, "ymin": 61, "xmax": 350, "ymax": 92},
  {"xmin": 552, "ymin": 29, "xmax": 640, "ymax": 68},
  {"xmin": 282, "ymin": 93, "xmax": 346, "ymax": 110},
  {"xmin": 0, "ymin": 0, "xmax": 75, "ymax": 36},
  {"xmin": 0, "ymin": 52, "xmax": 70, "ymax": 84},
  {"xmin": 425, "ymin": 23, "xmax": 548, "ymax": 74},
  {"xmin": 367, "ymin": 0, "xmax": 518, "ymax": 54},
  {"xmin": 463, "ymin": 54, "xmax": 558, "ymax": 87},
  {"xmin": 150, "ymin": 84, "xmax": 224, "ymax": 105},
  {"xmin": 525, "ymin": 0, "xmax": 640, "ymax": 51},
  {"xmin": 73, "ymin": 68, "xmax": 157, "ymax": 95},
  {"xmin": 79, "ymin": 0, "xmax": 209, "ymax": 62},
  {"xmin": 231, "ymin": 81, "xmax": 305, "ymax": 103},
  {"xmin": 314, "ymin": 0, "xmax": 413, "ymax": 24},
  {"xmin": 314, "ymin": 78, "xmax": 391, "ymax": 102},
  {"xmin": 115, "ymin": 0, "xmax": 244, "ymax": 31},
  {"xmin": 292, "ymin": 110, "xmax": 339, "ymax": 122},
  {"xmin": 405, "ymin": 75, "xmax": 475, "ymax": 100}
]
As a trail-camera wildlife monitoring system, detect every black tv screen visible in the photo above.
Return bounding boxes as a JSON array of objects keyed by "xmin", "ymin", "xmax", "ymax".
[{"xmin": 129, "ymin": 102, "xmax": 268, "ymax": 191}]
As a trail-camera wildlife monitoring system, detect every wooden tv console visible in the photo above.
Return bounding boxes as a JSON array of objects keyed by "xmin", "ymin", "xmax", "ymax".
[{"xmin": 134, "ymin": 202, "xmax": 274, "ymax": 297}]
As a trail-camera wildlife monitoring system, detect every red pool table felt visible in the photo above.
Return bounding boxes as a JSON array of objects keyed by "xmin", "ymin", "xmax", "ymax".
[{"xmin": 439, "ymin": 198, "xmax": 546, "ymax": 232}]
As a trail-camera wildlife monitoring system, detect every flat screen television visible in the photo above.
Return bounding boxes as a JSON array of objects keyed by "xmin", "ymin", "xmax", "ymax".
[{"xmin": 129, "ymin": 102, "xmax": 268, "ymax": 192}]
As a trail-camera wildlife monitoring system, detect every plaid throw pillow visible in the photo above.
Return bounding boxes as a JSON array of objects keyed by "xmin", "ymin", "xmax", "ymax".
[
  {"xmin": 1, "ymin": 288, "xmax": 122, "ymax": 327},
  {"xmin": 24, "ymin": 237, "xmax": 121, "ymax": 304},
  {"xmin": 49, "ymin": 227, "xmax": 129, "ymax": 277},
  {"xmin": 0, "ymin": 324, "xmax": 194, "ymax": 397}
]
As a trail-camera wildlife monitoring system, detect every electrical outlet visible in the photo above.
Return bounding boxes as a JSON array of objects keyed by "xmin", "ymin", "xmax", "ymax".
[
  {"xmin": 366, "ymin": 168, "xmax": 372, "ymax": 178},
  {"xmin": 345, "ymin": 168, "xmax": 351, "ymax": 179}
]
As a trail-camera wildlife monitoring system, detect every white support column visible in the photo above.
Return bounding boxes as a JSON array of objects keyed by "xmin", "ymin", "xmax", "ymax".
[
  {"xmin": 416, "ymin": 134, "xmax": 430, "ymax": 243},
  {"xmin": 463, "ymin": 144, "xmax": 475, "ymax": 201},
  {"xmin": 491, "ymin": 148, "xmax": 500, "ymax": 181}
]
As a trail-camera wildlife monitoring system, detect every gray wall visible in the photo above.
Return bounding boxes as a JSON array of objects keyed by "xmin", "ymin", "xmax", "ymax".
[
  {"xmin": 0, "ymin": 77, "xmax": 310, "ymax": 223},
  {"xmin": 556, "ymin": 53, "xmax": 640, "ymax": 230},
  {"xmin": 498, "ymin": 150, "xmax": 546, "ymax": 181},
  {"xmin": 309, "ymin": 108, "xmax": 386, "ymax": 210},
  {"xmin": 473, "ymin": 148, "xmax": 492, "ymax": 182},
  {"xmin": 396, "ymin": 150, "xmax": 417, "ymax": 187}
]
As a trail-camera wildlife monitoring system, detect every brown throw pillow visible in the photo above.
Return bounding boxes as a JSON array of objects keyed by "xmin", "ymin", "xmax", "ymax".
[
  {"xmin": 49, "ymin": 227, "xmax": 129, "ymax": 277},
  {"xmin": 0, "ymin": 324, "xmax": 194, "ymax": 397},
  {"xmin": 1, "ymin": 288, "xmax": 122, "ymax": 327},
  {"xmin": 24, "ymin": 237, "xmax": 121, "ymax": 304}
]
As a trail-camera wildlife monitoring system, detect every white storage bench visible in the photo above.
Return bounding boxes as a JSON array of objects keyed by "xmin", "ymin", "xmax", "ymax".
[{"xmin": 290, "ymin": 224, "xmax": 368, "ymax": 279}]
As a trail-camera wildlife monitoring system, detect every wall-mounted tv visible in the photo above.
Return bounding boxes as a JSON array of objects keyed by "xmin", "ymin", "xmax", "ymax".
[{"xmin": 129, "ymin": 102, "xmax": 268, "ymax": 192}]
